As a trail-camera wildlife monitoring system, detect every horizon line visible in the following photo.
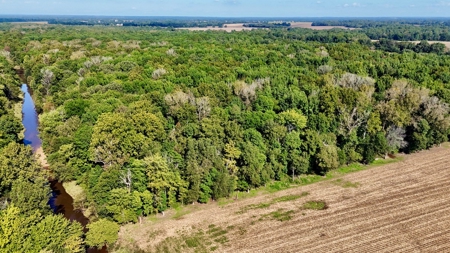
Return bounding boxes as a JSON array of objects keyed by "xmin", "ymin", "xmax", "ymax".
[{"xmin": 1, "ymin": 14, "xmax": 450, "ymax": 19}]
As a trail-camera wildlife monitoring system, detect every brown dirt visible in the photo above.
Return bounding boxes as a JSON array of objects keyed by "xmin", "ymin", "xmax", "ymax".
[
  {"xmin": 178, "ymin": 24, "xmax": 257, "ymax": 32},
  {"xmin": 289, "ymin": 22, "xmax": 357, "ymax": 30},
  {"xmin": 10, "ymin": 21, "xmax": 48, "ymax": 25},
  {"xmin": 118, "ymin": 146, "xmax": 450, "ymax": 252},
  {"xmin": 178, "ymin": 22, "xmax": 357, "ymax": 32}
]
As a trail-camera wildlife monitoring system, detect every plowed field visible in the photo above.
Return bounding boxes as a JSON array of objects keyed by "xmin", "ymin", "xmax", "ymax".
[{"xmin": 118, "ymin": 146, "xmax": 450, "ymax": 253}]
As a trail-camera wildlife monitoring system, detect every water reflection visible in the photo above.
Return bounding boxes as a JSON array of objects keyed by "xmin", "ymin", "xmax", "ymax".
[
  {"xmin": 21, "ymin": 84, "xmax": 41, "ymax": 151},
  {"xmin": 21, "ymin": 84, "xmax": 107, "ymax": 253}
]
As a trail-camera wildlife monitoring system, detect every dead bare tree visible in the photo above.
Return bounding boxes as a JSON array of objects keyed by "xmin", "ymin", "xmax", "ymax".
[
  {"xmin": 196, "ymin": 97, "xmax": 211, "ymax": 121},
  {"xmin": 317, "ymin": 65, "xmax": 333, "ymax": 74},
  {"xmin": 166, "ymin": 48, "xmax": 177, "ymax": 56},
  {"xmin": 234, "ymin": 77, "xmax": 270, "ymax": 105},
  {"xmin": 422, "ymin": 96, "xmax": 450, "ymax": 127},
  {"xmin": 121, "ymin": 168, "xmax": 132, "ymax": 193},
  {"xmin": 338, "ymin": 106, "xmax": 370, "ymax": 137},
  {"xmin": 386, "ymin": 126, "xmax": 408, "ymax": 158},
  {"xmin": 152, "ymin": 68, "xmax": 167, "ymax": 80},
  {"xmin": 335, "ymin": 73, "xmax": 375, "ymax": 90},
  {"xmin": 41, "ymin": 68, "xmax": 54, "ymax": 96}
]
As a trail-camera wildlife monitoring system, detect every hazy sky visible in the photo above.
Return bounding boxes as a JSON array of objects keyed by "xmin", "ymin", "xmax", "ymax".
[{"xmin": 1, "ymin": 0, "xmax": 450, "ymax": 17}]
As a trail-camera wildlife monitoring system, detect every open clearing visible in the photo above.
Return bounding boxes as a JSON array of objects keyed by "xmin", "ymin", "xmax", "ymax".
[
  {"xmin": 290, "ymin": 22, "xmax": 357, "ymax": 30},
  {"xmin": 178, "ymin": 24, "xmax": 256, "ymax": 32},
  {"xmin": 118, "ymin": 145, "xmax": 450, "ymax": 252},
  {"xmin": 10, "ymin": 21, "xmax": 48, "ymax": 24},
  {"xmin": 178, "ymin": 22, "xmax": 355, "ymax": 32}
]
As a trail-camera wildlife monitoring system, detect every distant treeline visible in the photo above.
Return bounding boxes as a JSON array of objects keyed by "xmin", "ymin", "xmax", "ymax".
[
  {"xmin": 312, "ymin": 19, "xmax": 450, "ymax": 28},
  {"xmin": 372, "ymin": 39, "xmax": 447, "ymax": 54},
  {"xmin": 312, "ymin": 20, "xmax": 450, "ymax": 41}
]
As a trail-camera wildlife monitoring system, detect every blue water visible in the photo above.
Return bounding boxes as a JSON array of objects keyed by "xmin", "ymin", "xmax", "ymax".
[
  {"xmin": 20, "ymin": 84, "xmax": 108, "ymax": 253},
  {"xmin": 21, "ymin": 84, "xmax": 42, "ymax": 151}
]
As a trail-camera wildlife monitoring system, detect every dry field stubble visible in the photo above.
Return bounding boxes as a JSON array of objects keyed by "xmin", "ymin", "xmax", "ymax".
[
  {"xmin": 289, "ymin": 22, "xmax": 357, "ymax": 30},
  {"xmin": 178, "ymin": 24, "xmax": 256, "ymax": 32},
  {"xmin": 117, "ymin": 146, "xmax": 450, "ymax": 253},
  {"xmin": 178, "ymin": 22, "xmax": 355, "ymax": 32}
]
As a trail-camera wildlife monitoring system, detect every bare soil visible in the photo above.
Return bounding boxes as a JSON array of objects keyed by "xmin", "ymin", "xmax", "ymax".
[
  {"xmin": 10, "ymin": 21, "xmax": 48, "ymax": 25},
  {"xmin": 178, "ymin": 24, "xmax": 257, "ymax": 32},
  {"xmin": 179, "ymin": 22, "xmax": 356, "ymax": 32},
  {"xmin": 289, "ymin": 22, "xmax": 357, "ymax": 30},
  {"xmin": 118, "ymin": 146, "xmax": 450, "ymax": 252},
  {"xmin": 35, "ymin": 146, "xmax": 49, "ymax": 168}
]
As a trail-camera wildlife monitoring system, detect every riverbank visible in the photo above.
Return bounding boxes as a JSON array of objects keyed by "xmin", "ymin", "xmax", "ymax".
[
  {"xmin": 20, "ymin": 83, "xmax": 107, "ymax": 253},
  {"xmin": 35, "ymin": 146, "xmax": 49, "ymax": 168}
]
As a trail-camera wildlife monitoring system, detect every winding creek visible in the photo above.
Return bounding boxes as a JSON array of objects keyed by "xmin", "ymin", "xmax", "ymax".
[{"xmin": 21, "ymin": 84, "xmax": 107, "ymax": 253}]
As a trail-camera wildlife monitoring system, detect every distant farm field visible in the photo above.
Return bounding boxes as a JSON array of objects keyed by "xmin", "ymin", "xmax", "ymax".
[
  {"xmin": 178, "ymin": 22, "xmax": 355, "ymax": 32},
  {"xmin": 178, "ymin": 24, "xmax": 256, "ymax": 32},
  {"xmin": 290, "ymin": 22, "xmax": 356, "ymax": 30},
  {"xmin": 117, "ymin": 145, "xmax": 450, "ymax": 253},
  {"xmin": 10, "ymin": 21, "xmax": 49, "ymax": 24}
]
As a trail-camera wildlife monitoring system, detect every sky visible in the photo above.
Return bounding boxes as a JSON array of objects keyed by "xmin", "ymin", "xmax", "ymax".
[{"xmin": 1, "ymin": 0, "xmax": 450, "ymax": 17}]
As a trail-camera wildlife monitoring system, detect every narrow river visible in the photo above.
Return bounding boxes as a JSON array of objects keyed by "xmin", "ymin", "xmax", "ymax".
[{"xmin": 21, "ymin": 84, "xmax": 107, "ymax": 253}]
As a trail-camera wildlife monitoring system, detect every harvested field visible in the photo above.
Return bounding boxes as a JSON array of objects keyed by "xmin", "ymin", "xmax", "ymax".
[
  {"xmin": 178, "ymin": 24, "xmax": 256, "ymax": 32},
  {"xmin": 179, "ymin": 22, "xmax": 356, "ymax": 32},
  {"xmin": 290, "ymin": 22, "xmax": 356, "ymax": 30},
  {"xmin": 117, "ymin": 145, "xmax": 450, "ymax": 253},
  {"xmin": 10, "ymin": 21, "xmax": 48, "ymax": 24}
]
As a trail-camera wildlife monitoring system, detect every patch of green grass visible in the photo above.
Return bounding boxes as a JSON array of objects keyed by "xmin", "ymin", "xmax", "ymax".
[
  {"xmin": 172, "ymin": 208, "xmax": 191, "ymax": 220},
  {"xmin": 303, "ymin": 201, "xmax": 328, "ymax": 210},
  {"xmin": 146, "ymin": 215, "xmax": 158, "ymax": 223},
  {"xmin": 265, "ymin": 181, "xmax": 292, "ymax": 193},
  {"xmin": 206, "ymin": 227, "xmax": 228, "ymax": 238},
  {"xmin": 185, "ymin": 237, "xmax": 201, "ymax": 248},
  {"xmin": 153, "ymin": 236, "xmax": 184, "ymax": 253},
  {"xmin": 151, "ymin": 228, "xmax": 220, "ymax": 253},
  {"xmin": 217, "ymin": 198, "xmax": 233, "ymax": 207},
  {"xmin": 335, "ymin": 163, "xmax": 365, "ymax": 174},
  {"xmin": 236, "ymin": 202, "xmax": 271, "ymax": 214},
  {"xmin": 331, "ymin": 179, "xmax": 360, "ymax": 188},
  {"xmin": 261, "ymin": 209, "xmax": 295, "ymax": 222},
  {"xmin": 210, "ymin": 246, "xmax": 218, "ymax": 251},
  {"xmin": 213, "ymin": 236, "xmax": 228, "ymax": 244},
  {"xmin": 254, "ymin": 202, "xmax": 271, "ymax": 209},
  {"xmin": 238, "ymin": 192, "xmax": 309, "ymax": 215},
  {"xmin": 369, "ymin": 157, "xmax": 404, "ymax": 167},
  {"xmin": 210, "ymin": 229, "xmax": 227, "ymax": 238},
  {"xmin": 273, "ymin": 192, "xmax": 309, "ymax": 203},
  {"xmin": 294, "ymin": 174, "xmax": 325, "ymax": 186}
]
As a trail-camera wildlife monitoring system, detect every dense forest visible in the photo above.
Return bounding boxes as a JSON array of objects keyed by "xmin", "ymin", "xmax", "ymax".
[{"xmin": 1, "ymin": 23, "xmax": 450, "ymax": 251}]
